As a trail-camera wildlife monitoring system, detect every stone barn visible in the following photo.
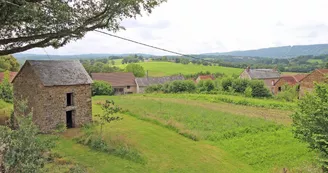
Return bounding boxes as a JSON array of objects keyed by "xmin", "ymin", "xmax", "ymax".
[
  {"xmin": 299, "ymin": 69, "xmax": 328, "ymax": 97},
  {"xmin": 12, "ymin": 60, "xmax": 93, "ymax": 133}
]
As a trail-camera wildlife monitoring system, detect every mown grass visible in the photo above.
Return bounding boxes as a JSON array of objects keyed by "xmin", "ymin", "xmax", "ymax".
[
  {"xmin": 116, "ymin": 61, "xmax": 243, "ymax": 76},
  {"xmin": 94, "ymin": 95, "xmax": 317, "ymax": 172},
  {"xmin": 143, "ymin": 93, "xmax": 297, "ymax": 110}
]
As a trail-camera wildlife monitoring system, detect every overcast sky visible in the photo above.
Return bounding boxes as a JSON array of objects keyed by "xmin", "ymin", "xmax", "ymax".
[{"xmin": 24, "ymin": 0, "xmax": 328, "ymax": 55}]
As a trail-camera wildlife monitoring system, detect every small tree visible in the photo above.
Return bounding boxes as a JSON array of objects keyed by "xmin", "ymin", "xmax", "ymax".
[
  {"xmin": 291, "ymin": 83, "xmax": 328, "ymax": 170},
  {"xmin": 92, "ymin": 80, "xmax": 113, "ymax": 96},
  {"xmin": 95, "ymin": 100, "xmax": 122, "ymax": 137},
  {"xmin": 125, "ymin": 64, "xmax": 145, "ymax": 77},
  {"xmin": 0, "ymin": 71, "xmax": 13, "ymax": 103}
]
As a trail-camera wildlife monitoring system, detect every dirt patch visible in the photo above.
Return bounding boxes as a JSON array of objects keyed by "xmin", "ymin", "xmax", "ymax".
[{"xmin": 61, "ymin": 128, "xmax": 82, "ymax": 139}]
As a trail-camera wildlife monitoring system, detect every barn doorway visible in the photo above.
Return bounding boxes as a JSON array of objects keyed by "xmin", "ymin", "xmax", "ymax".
[{"xmin": 66, "ymin": 111, "xmax": 74, "ymax": 128}]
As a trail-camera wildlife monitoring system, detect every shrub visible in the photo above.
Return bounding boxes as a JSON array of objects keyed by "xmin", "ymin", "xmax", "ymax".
[
  {"xmin": 92, "ymin": 80, "xmax": 113, "ymax": 96},
  {"xmin": 0, "ymin": 71, "xmax": 13, "ymax": 103},
  {"xmin": 244, "ymin": 86, "xmax": 253, "ymax": 97},
  {"xmin": 145, "ymin": 84, "xmax": 163, "ymax": 93},
  {"xmin": 221, "ymin": 77, "xmax": 233, "ymax": 91},
  {"xmin": 291, "ymin": 83, "xmax": 328, "ymax": 169},
  {"xmin": 167, "ymin": 80, "xmax": 196, "ymax": 93},
  {"xmin": 0, "ymin": 100, "xmax": 55, "ymax": 172},
  {"xmin": 248, "ymin": 80, "xmax": 271, "ymax": 98},
  {"xmin": 275, "ymin": 84, "xmax": 298, "ymax": 101},
  {"xmin": 197, "ymin": 80, "xmax": 215, "ymax": 93},
  {"xmin": 232, "ymin": 78, "xmax": 249, "ymax": 93}
]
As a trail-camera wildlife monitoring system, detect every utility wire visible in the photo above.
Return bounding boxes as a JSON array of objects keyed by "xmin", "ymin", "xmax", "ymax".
[{"xmin": 94, "ymin": 30, "xmax": 199, "ymax": 59}]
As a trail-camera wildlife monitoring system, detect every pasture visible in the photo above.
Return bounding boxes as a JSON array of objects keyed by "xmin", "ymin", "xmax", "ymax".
[
  {"xmin": 47, "ymin": 94, "xmax": 318, "ymax": 172},
  {"xmin": 116, "ymin": 61, "xmax": 243, "ymax": 76}
]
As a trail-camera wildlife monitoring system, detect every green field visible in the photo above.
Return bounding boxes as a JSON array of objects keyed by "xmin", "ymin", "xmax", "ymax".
[
  {"xmin": 307, "ymin": 59, "xmax": 323, "ymax": 64},
  {"xmin": 43, "ymin": 94, "xmax": 318, "ymax": 173},
  {"xmin": 116, "ymin": 61, "xmax": 243, "ymax": 76}
]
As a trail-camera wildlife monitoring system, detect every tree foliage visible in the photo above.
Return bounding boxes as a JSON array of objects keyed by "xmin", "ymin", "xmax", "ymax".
[
  {"xmin": 0, "ymin": 100, "xmax": 55, "ymax": 172},
  {"xmin": 291, "ymin": 83, "xmax": 328, "ymax": 169},
  {"xmin": 125, "ymin": 64, "xmax": 145, "ymax": 77},
  {"xmin": 0, "ymin": 55, "xmax": 20, "ymax": 72},
  {"xmin": 0, "ymin": 0, "xmax": 166, "ymax": 55},
  {"xmin": 92, "ymin": 80, "xmax": 113, "ymax": 96}
]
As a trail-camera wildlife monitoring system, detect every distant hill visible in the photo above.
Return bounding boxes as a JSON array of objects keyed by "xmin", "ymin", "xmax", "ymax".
[
  {"xmin": 205, "ymin": 44, "xmax": 328, "ymax": 58},
  {"xmin": 13, "ymin": 43, "xmax": 328, "ymax": 61}
]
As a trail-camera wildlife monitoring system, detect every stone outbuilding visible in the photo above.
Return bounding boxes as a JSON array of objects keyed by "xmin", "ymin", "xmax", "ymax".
[
  {"xmin": 299, "ymin": 69, "xmax": 328, "ymax": 97},
  {"xmin": 91, "ymin": 72, "xmax": 137, "ymax": 95},
  {"xmin": 12, "ymin": 60, "xmax": 93, "ymax": 133},
  {"xmin": 240, "ymin": 67, "xmax": 281, "ymax": 92},
  {"xmin": 273, "ymin": 74, "xmax": 307, "ymax": 95}
]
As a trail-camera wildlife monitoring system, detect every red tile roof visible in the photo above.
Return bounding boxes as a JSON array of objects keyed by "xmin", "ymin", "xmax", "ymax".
[
  {"xmin": 274, "ymin": 74, "xmax": 307, "ymax": 86},
  {"xmin": 91, "ymin": 72, "xmax": 136, "ymax": 87},
  {"xmin": 317, "ymin": 69, "xmax": 328, "ymax": 74},
  {"xmin": 0, "ymin": 72, "xmax": 17, "ymax": 83},
  {"xmin": 198, "ymin": 75, "xmax": 214, "ymax": 80},
  {"xmin": 293, "ymin": 74, "xmax": 307, "ymax": 82}
]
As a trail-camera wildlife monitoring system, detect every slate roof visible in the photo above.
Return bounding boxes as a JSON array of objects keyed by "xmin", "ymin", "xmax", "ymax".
[
  {"xmin": 91, "ymin": 72, "xmax": 136, "ymax": 87},
  {"xmin": 247, "ymin": 69, "xmax": 280, "ymax": 79},
  {"xmin": 135, "ymin": 75, "xmax": 185, "ymax": 87},
  {"xmin": 13, "ymin": 60, "xmax": 93, "ymax": 86},
  {"xmin": 0, "ymin": 72, "xmax": 17, "ymax": 83}
]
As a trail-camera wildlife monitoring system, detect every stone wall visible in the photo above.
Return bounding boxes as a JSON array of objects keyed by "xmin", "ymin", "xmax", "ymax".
[
  {"xmin": 113, "ymin": 86, "xmax": 137, "ymax": 95},
  {"xmin": 13, "ymin": 63, "xmax": 92, "ymax": 133},
  {"xmin": 299, "ymin": 70, "xmax": 323, "ymax": 97}
]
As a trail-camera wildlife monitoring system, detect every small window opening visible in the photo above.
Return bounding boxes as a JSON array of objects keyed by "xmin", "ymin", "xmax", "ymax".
[
  {"xmin": 67, "ymin": 93, "xmax": 73, "ymax": 106},
  {"xmin": 278, "ymin": 87, "xmax": 282, "ymax": 92},
  {"xmin": 127, "ymin": 86, "xmax": 131, "ymax": 89}
]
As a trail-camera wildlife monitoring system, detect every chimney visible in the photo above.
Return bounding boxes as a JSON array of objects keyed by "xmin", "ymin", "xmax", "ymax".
[{"xmin": 246, "ymin": 66, "xmax": 250, "ymax": 72}]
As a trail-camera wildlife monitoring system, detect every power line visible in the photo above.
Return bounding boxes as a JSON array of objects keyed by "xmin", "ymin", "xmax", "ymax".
[
  {"xmin": 94, "ymin": 30, "xmax": 199, "ymax": 59},
  {"xmin": 42, "ymin": 48, "xmax": 51, "ymax": 60}
]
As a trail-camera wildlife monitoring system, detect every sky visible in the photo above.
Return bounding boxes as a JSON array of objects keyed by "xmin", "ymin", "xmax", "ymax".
[{"xmin": 24, "ymin": 0, "xmax": 328, "ymax": 55}]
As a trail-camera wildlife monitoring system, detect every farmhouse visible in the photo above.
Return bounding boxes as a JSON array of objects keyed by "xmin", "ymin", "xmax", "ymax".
[
  {"xmin": 299, "ymin": 69, "xmax": 328, "ymax": 97},
  {"xmin": 195, "ymin": 75, "xmax": 215, "ymax": 83},
  {"xmin": 91, "ymin": 72, "xmax": 136, "ymax": 95},
  {"xmin": 135, "ymin": 75, "xmax": 185, "ymax": 93},
  {"xmin": 240, "ymin": 67, "xmax": 280, "ymax": 91},
  {"xmin": 273, "ymin": 74, "xmax": 306, "ymax": 94},
  {"xmin": 0, "ymin": 72, "xmax": 17, "ymax": 83},
  {"xmin": 12, "ymin": 60, "xmax": 93, "ymax": 133}
]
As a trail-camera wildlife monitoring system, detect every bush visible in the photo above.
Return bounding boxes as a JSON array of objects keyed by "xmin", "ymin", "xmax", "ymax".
[
  {"xmin": 0, "ymin": 71, "xmax": 13, "ymax": 103},
  {"xmin": 221, "ymin": 77, "xmax": 233, "ymax": 91},
  {"xmin": 145, "ymin": 84, "xmax": 163, "ymax": 93},
  {"xmin": 244, "ymin": 86, "xmax": 253, "ymax": 97},
  {"xmin": 291, "ymin": 83, "xmax": 328, "ymax": 169},
  {"xmin": 167, "ymin": 80, "xmax": 196, "ymax": 93},
  {"xmin": 92, "ymin": 80, "xmax": 113, "ymax": 96},
  {"xmin": 248, "ymin": 80, "xmax": 271, "ymax": 98},
  {"xmin": 197, "ymin": 80, "xmax": 215, "ymax": 93},
  {"xmin": 232, "ymin": 78, "xmax": 249, "ymax": 93},
  {"xmin": 275, "ymin": 85, "xmax": 298, "ymax": 101},
  {"xmin": 0, "ymin": 100, "xmax": 55, "ymax": 172}
]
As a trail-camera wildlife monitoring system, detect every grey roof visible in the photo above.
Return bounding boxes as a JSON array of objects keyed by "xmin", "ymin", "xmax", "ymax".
[
  {"xmin": 135, "ymin": 75, "xmax": 185, "ymax": 87},
  {"xmin": 247, "ymin": 69, "xmax": 280, "ymax": 79},
  {"xmin": 24, "ymin": 60, "xmax": 92, "ymax": 86}
]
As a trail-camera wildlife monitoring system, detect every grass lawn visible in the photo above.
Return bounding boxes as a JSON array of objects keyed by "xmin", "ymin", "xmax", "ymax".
[{"xmin": 116, "ymin": 61, "xmax": 243, "ymax": 76}]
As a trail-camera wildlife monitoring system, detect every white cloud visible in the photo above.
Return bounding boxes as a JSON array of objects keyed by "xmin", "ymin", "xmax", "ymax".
[{"xmin": 24, "ymin": 0, "xmax": 328, "ymax": 55}]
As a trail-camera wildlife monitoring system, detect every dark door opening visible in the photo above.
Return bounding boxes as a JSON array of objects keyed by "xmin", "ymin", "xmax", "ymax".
[
  {"xmin": 67, "ymin": 93, "xmax": 73, "ymax": 106},
  {"xmin": 66, "ymin": 111, "xmax": 73, "ymax": 128}
]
